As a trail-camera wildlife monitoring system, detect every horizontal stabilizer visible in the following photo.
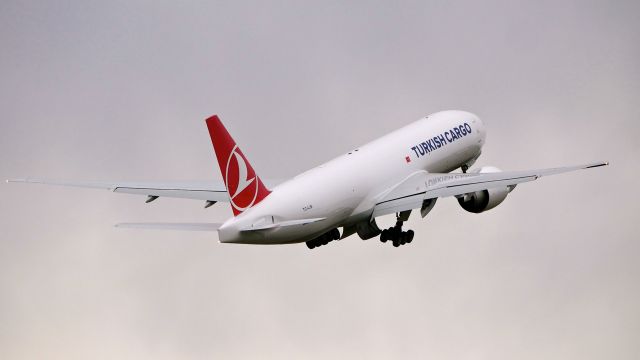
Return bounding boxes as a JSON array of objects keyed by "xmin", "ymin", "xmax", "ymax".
[{"xmin": 115, "ymin": 222, "xmax": 222, "ymax": 231}]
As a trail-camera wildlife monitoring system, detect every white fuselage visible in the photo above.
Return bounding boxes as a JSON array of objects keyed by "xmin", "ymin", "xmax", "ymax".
[{"xmin": 218, "ymin": 110, "xmax": 486, "ymax": 244}]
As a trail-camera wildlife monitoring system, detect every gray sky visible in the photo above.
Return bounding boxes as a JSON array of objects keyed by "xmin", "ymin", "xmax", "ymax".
[{"xmin": 1, "ymin": 1, "xmax": 639, "ymax": 359}]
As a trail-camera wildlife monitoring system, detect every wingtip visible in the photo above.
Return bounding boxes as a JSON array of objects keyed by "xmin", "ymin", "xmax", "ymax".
[
  {"xmin": 586, "ymin": 162, "xmax": 609, "ymax": 169},
  {"xmin": 6, "ymin": 178, "xmax": 43, "ymax": 184}
]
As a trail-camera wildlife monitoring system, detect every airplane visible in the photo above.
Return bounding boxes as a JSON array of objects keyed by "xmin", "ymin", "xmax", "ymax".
[{"xmin": 8, "ymin": 110, "xmax": 608, "ymax": 249}]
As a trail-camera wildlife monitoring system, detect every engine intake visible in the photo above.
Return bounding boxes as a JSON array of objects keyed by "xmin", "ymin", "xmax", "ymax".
[{"xmin": 458, "ymin": 166, "xmax": 512, "ymax": 213}]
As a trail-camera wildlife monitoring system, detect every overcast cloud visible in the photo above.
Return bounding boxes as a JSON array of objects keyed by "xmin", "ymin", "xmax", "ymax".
[{"xmin": 1, "ymin": 1, "xmax": 639, "ymax": 359}]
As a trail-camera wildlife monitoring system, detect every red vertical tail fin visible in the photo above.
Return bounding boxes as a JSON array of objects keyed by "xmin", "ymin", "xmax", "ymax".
[{"xmin": 206, "ymin": 115, "xmax": 271, "ymax": 216}]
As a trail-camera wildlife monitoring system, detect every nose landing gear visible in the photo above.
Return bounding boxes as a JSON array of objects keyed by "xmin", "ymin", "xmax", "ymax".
[{"xmin": 380, "ymin": 218, "xmax": 414, "ymax": 247}]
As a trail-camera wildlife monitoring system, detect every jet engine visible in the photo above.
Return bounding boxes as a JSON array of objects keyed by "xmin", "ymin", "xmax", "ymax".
[
  {"xmin": 458, "ymin": 166, "xmax": 514, "ymax": 213},
  {"xmin": 356, "ymin": 218, "xmax": 382, "ymax": 240}
]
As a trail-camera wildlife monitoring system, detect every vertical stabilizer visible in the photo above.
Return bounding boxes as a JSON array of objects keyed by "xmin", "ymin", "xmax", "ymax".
[{"xmin": 206, "ymin": 115, "xmax": 270, "ymax": 216}]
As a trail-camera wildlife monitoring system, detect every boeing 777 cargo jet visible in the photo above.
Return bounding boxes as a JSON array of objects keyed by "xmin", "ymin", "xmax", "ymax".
[{"xmin": 9, "ymin": 111, "xmax": 608, "ymax": 249}]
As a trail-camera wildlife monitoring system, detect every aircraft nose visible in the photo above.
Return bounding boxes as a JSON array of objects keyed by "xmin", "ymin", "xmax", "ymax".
[
  {"xmin": 474, "ymin": 115, "xmax": 487, "ymax": 146},
  {"xmin": 473, "ymin": 114, "xmax": 487, "ymax": 145}
]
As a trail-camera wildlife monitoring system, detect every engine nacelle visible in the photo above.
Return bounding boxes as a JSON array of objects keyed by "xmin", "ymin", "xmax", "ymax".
[
  {"xmin": 458, "ymin": 166, "xmax": 512, "ymax": 213},
  {"xmin": 356, "ymin": 218, "xmax": 382, "ymax": 240}
]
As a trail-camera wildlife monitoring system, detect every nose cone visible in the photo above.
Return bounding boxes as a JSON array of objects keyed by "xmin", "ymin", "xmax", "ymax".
[{"xmin": 471, "ymin": 113, "xmax": 486, "ymax": 146}]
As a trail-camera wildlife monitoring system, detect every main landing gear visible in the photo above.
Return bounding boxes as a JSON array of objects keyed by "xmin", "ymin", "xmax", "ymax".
[
  {"xmin": 306, "ymin": 228, "xmax": 340, "ymax": 249},
  {"xmin": 380, "ymin": 217, "xmax": 414, "ymax": 247}
]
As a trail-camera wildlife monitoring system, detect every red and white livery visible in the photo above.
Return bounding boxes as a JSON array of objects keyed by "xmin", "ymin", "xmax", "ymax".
[{"xmin": 9, "ymin": 110, "xmax": 608, "ymax": 249}]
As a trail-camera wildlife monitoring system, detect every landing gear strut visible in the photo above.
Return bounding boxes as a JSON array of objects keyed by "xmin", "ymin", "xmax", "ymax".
[
  {"xmin": 306, "ymin": 228, "xmax": 340, "ymax": 249},
  {"xmin": 380, "ymin": 216, "xmax": 414, "ymax": 247}
]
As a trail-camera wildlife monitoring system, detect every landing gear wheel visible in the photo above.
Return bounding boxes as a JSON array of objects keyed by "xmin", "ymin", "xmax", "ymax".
[
  {"xmin": 380, "ymin": 229, "xmax": 389, "ymax": 242},
  {"xmin": 380, "ymin": 215, "xmax": 416, "ymax": 247},
  {"xmin": 306, "ymin": 242, "xmax": 315, "ymax": 249}
]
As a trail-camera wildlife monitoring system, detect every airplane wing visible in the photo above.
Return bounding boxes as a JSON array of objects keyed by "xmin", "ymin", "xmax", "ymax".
[
  {"xmin": 372, "ymin": 162, "xmax": 608, "ymax": 218},
  {"xmin": 7, "ymin": 178, "xmax": 284, "ymax": 205},
  {"xmin": 7, "ymin": 178, "xmax": 231, "ymax": 203}
]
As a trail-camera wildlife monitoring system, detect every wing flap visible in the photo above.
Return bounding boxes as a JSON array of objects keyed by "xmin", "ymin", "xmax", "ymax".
[{"xmin": 114, "ymin": 185, "xmax": 228, "ymax": 201}]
